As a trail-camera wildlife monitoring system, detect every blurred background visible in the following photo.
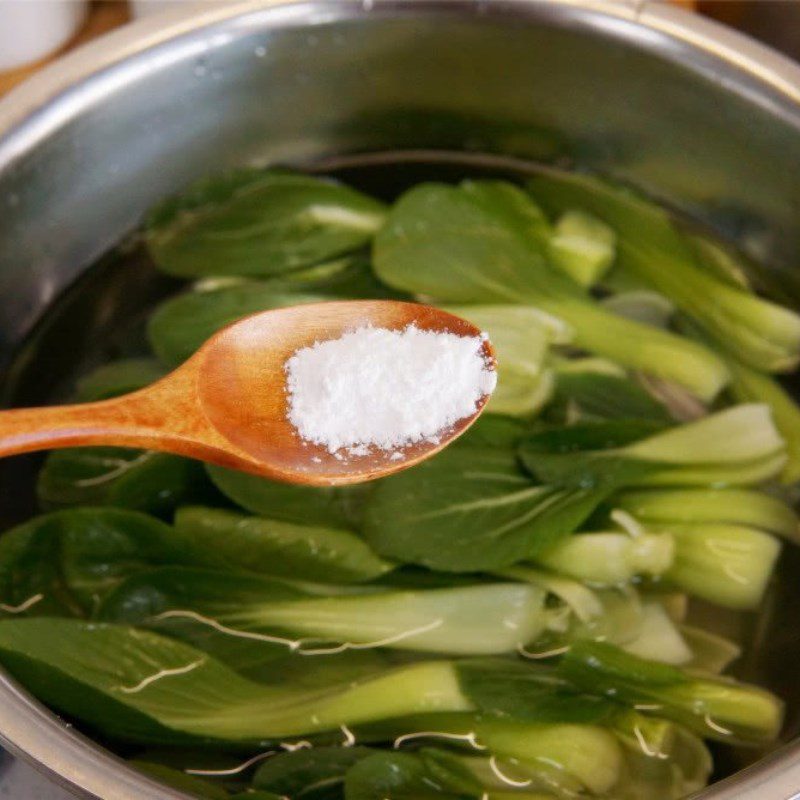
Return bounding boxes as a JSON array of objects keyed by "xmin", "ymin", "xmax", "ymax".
[{"xmin": 1, "ymin": 0, "xmax": 800, "ymax": 98}]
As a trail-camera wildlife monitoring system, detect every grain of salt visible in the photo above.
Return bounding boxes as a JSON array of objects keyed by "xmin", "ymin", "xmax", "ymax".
[{"xmin": 285, "ymin": 325, "xmax": 496, "ymax": 454}]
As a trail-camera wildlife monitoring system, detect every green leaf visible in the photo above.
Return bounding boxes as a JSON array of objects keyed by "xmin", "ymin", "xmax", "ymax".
[
  {"xmin": 726, "ymin": 356, "xmax": 800, "ymax": 484},
  {"xmin": 147, "ymin": 253, "xmax": 398, "ymax": 366},
  {"xmin": 344, "ymin": 751, "xmax": 469, "ymax": 800},
  {"xmin": 373, "ymin": 179, "xmax": 728, "ymax": 400},
  {"xmin": 148, "ymin": 289, "xmax": 330, "ymax": 366},
  {"xmin": 254, "ymin": 747, "xmax": 376, "ymax": 799},
  {"xmin": 0, "ymin": 509, "xmax": 217, "ymax": 617},
  {"xmin": 614, "ymin": 602, "xmax": 692, "ymax": 666},
  {"xmin": 549, "ymin": 365, "xmax": 673, "ymax": 424},
  {"xmin": 374, "ymin": 181, "xmax": 554, "ymax": 304},
  {"xmin": 207, "ymin": 465, "xmax": 367, "ymax": 529},
  {"xmin": 519, "ymin": 405, "xmax": 786, "ymax": 490},
  {"xmin": 251, "ymin": 649, "xmax": 391, "ymax": 690},
  {"xmin": 528, "ymin": 169, "xmax": 800, "ymax": 372},
  {"xmin": 495, "ymin": 572, "xmax": 690, "ymax": 664},
  {"xmin": 96, "ymin": 567, "xmax": 306, "ymax": 672},
  {"xmin": 533, "ymin": 531, "xmax": 675, "ymax": 586},
  {"xmin": 175, "ymin": 507, "xmax": 393, "ymax": 584},
  {"xmin": 548, "ymin": 209, "xmax": 616, "ymax": 287},
  {"xmin": 455, "ymin": 659, "xmax": 615, "ymax": 724},
  {"xmin": 362, "ymin": 447, "xmax": 607, "ymax": 572},
  {"xmin": 443, "ymin": 305, "xmax": 568, "ymax": 417},
  {"xmin": 660, "ymin": 522, "xmax": 781, "ymax": 610},
  {"xmin": 75, "ymin": 358, "xmax": 166, "ymax": 401},
  {"xmin": 681, "ymin": 626, "xmax": 741, "ymax": 674},
  {"xmin": 98, "ymin": 567, "xmax": 549, "ymax": 656},
  {"xmin": 496, "ymin": 566, "xmax": 604, "ymax": 624},
  {"xmin": 518, "ymin": 420, "xmax": 665, "ymax": 489},
  {"xmin": 612, "ymin": 723, "xmax": 712, "ymax": 800},
  {"xmin": 687, "ymin": 231, "xmax": 751, "ymax": 288},
  {"xmin": 600, "ymin": 289, "xmax": 675, "ymax": 328},
  {"xmin": 38, "ymin": 448, "xmax": 213, "ymax": 516},
  {"xmin": 0, "ymin": 619, "xmax": 473, "ymax": 742},
  {"xmin": 560, "ymin": 640, "xmax": 784, "ymax": 744},
  {"xmin": 614, "ymin": 487, "xmax": 799, "ymax": 541},
  {"xmin": 353, "ymin": 714, "xmax": 622, "ymax": 797},
  {"xmin": 146, "ymin": 171, "xmax": 386, "ymax": 279},
  {"xmin": 454, "ymin": 414, "xmax": 527, "ymax": 450},
  {"xmin": 42, "ymin": 357, "xmax": 213, "ymax": 516}
]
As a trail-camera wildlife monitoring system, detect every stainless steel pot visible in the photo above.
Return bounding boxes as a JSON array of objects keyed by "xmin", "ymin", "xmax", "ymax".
[{"xmin": 1, "ymin": 1, "xmax": 800, "ymax": 797}]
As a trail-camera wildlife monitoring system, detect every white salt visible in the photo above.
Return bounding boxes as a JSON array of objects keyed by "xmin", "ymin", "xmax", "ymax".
[{"xmin": 285, "ymin": 325, "xmax": 497, "ymax": 454}]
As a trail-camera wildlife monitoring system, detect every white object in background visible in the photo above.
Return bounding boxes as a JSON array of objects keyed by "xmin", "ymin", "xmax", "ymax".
[
  {"xmin": 129, "ymin": 0, "xmax": 190, "ymax": 19},
  {"xmin": 0, "ymin": 0, "xmax": 88, "ymax": 71}
]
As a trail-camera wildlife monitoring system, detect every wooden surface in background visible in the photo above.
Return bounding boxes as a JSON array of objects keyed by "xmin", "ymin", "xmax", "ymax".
[{"xmin": 0, "ymin": 1, "xmax": 129, "ymax": 97}]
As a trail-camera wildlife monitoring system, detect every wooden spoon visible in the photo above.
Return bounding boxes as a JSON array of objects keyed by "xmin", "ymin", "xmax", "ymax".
[{"xmin": 0, "ymin": 301, "xmax": 495, "ymax": 486}]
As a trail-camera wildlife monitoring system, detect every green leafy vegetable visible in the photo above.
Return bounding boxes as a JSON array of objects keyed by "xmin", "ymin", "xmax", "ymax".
[
  {"xmin": 455, "ymin": 658, "xmax": 615, "ymax": 724},
  {"xmin": 560, "ymin": 640, "xmax": 783, "ymax": 744},
  {"xmin": 0, "ymin": 619, "xmax": 474, "ymax": 742},
  {"xmin": 38, "ymin": 448, "xmax": 211, "ymax": 516},
  {"xmin": 42, "ymin": 357, "xmax": 212, "ymax": 516},
  {"xmin": 0, "ymin": 509, "xmax": 216, "ymax": 616},
  {"xmin": 548, "ymin": 209, "xmax": 616, "ymax": 287},
  {"xmin": 681, "ymin": 626, "xmax": 741, "ymax": 674},
  {"xmin": 533, "ymin": 531, "xmax": 674, "ymax": 585},
  {"xmin": 443, "ymin": 305, "xmax": 569, "ymax": 416},
  {"xmin": 6, "ymin": 165, "xmax": 798, "ymax": 800},
  {"xmin": 498, "ymin": 571, "xmax": 690, "ymax": 665},
  {"xmin": 99, "ymin": 567, "xmax": 548, "ymax": 655},
  {"xmin": 600, "ymin": 289, "xmax": 675, "ymax": 328},
  {"xmin": 174, "ymin": 507, "xmax": 393, "ymax": 584},
  {"xmin": 147, "ymin": 254, "xmax": 397, "ymax": 365},
  {"xmin": 616, "ymin": 602, "xmax": 692, "ymax": 666},
  {"xmin": 147, "ymin": 171, "xmax": 386, "ymax": 278},
  {"xmin": 549, "ymin": 359, "xmax": 673, "ymax": 424},
  {"xmin": 355, "ymin": 715, "xmax": 623, "ymax": 797},
  {"xmin": 659, "ymin": 522, "xmax": 781, "ymax": 610},
  {"xmin": 76, "ymin": 359, "xmax": 166, "ymax": 401},
  {"xmin": 453, "ymin": 414, "xmax": 526, "ymax": 449},
  {"xmin": 207, "ymin": 465, "xmax": 365, "ymax": 529},
  {"xmin": 528, "ymin": 169, "xmax": 800, "ymax": 372},
  {"xmin": 726, "ymin": 356, "xmax": 800, "ymax": 484},
  {"xmin": 519, "ymin": 405, "xmax": 786, "ymax": 490},
  {"xmin": 149, "ymin": 290, "xmax": 330, "ymax": 366},
  {"xmin": 254, "ymin": 747, "xmax": 376, "ymax": 799},
  {"xmin": 363, "ymin": 446, "xmax": 607, "ymax": 571},
  {"xmin": 373, "ymin": 180, "xmax": 728, "ymax": 400},
  {"xmin": 615, "ymin": 487, "xmax": 799, "ymax": 542},
  {"xmin": 613, "ymin": 724, "xmax": 712, "ymax": 800},
  {"xmin": 344, "ymin": 751, "xmax": 470, "ymax": 800}
]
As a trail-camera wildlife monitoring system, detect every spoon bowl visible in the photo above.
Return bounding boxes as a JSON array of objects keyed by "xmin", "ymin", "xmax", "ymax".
[{"xmin": 0, "ymin": 301, "xmax": 495, "ymax": 485}]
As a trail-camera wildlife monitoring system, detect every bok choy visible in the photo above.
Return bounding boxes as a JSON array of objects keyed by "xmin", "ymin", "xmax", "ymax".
[
  {"xmin": 528, "ymin": 169, "xmax": 800, "ymax": 372},
  {"xmin": 98, "ymin": 567, "xmax": 549, "ymax": 656},
  {"xmin": 1, "ymin": 164, "xmax": 797, "ymax": 800},
  {"xmin": 373, "ymin": 180, "xmax": 728, "ymax": 400},
  {"xmin": 519, "ymin": 404, "xmax": 786, "ymax": 490}
]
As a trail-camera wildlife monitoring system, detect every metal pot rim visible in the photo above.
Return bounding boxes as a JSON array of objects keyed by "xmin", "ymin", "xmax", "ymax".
[{"xmin": 1, "ymin": 2, "xmax": 800, "ymax": 798}]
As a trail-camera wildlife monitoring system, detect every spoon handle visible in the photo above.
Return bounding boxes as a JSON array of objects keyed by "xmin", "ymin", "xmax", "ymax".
[
  {"xmin": 0, "ymin": 368, "xmax": 267, "ymax": 473},
  {"xmin": 0, "ymin": 394, "xmax": 169, "ymax": 458}
]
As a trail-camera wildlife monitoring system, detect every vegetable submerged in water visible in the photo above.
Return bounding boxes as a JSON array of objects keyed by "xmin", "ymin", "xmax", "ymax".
[{"xmin": 0, "ymin": 165, "xmax": 797, "ymax": 800}]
